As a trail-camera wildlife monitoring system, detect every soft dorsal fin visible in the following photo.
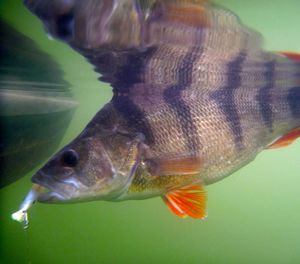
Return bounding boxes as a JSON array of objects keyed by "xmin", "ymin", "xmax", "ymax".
[
  {"xmin": 268, "ymin": 127, "xmax": 300, "ymax": 149},
  {"xmin": 162, "ymin": 184, "xmax": 207, "ymax": 219}
]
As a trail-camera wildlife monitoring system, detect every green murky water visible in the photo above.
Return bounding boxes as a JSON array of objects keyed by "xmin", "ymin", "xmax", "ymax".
[{"xmin": 1, "ymin": 1, "xmax": 300, "ymax": 263}]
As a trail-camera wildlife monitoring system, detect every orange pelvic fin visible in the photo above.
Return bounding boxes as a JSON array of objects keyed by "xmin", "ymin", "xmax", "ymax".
[
  {"xmin": 268, "ymin": 127, "xmax": 300, "ymax": 149},
  {"xmin": 162, "ymin": 184, "xmax": 207, "ymax": 219},
  {"xmin": 148, "ymin": 157, "xmax": 202, "ymax": 176},
  {"xmin": 279, "ymin": 51, "xmax": 300, "ymax": 61}
]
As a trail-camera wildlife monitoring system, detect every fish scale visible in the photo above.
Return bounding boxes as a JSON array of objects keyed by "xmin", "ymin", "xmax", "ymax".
[{"xmin": 13, "ymin": 0, "xmax": 300, "ymax": 222}]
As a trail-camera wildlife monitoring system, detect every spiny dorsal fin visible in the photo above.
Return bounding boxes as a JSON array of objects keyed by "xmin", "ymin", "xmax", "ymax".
[{"xmin": 162, "ymin": 184, "xmax": 207, "ymax": 219}]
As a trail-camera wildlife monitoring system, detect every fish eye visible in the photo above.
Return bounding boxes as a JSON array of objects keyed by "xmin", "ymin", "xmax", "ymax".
[
  {"xmin": 61, "ymin": 149, "xmax": 79, "ymax": 167},
  {"xmin": 56, "ymin": 11, "xmax": 74, "ymax": 39}
]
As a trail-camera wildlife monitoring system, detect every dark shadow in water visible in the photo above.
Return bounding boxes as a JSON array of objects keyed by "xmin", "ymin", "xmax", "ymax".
[{"xmin": 0, "ymin": 19, "xmax": 77, "ymax": 188}]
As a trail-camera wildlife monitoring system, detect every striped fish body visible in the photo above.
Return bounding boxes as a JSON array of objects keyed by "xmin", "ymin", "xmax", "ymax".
[
  {"xmin": 24, "ymin": 0, "xmax": 300, "ymax": 218},
  {"xmin": 96, "ymin": 48, "xmax": 300, "ymax": 198}
]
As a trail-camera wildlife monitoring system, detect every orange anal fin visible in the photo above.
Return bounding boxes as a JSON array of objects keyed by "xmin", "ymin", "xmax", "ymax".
[
  {"xmin": 147, "ymin": 157, "xmax": 202, "ymax": 176},
  {"xmin": 268, "ymin": 127, "xmax": 300, "ymax": 149},
  {"xmin": 279, "ymin": 52, "xmax": 300, "ymax": 61},
  {"xmin": 162, "ymin": 184, "xmax": 207, "ymax": 219}
]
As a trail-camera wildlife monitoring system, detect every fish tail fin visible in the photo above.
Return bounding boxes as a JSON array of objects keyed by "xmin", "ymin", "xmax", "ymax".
[
  {"xmin": 266, "ymin": 51, "xmax": 300, "ymax": 149},
  {"xmin": 281, "ymin": 52, "xmax": 300, "ymax": 124}
]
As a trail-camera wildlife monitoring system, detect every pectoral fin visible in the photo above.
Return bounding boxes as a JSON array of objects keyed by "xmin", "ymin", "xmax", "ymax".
[
  {"xmin": 147, "ymin": 157, "xmax": 202, "ymax": 176},
  {"xmin": 267, "ymin": 127, "xmax": 300, "ymax": 149},
  {"xmin": 162, "ymin": 184, "xmax": 207, "ymax": 219},
  {"xmin": 166, "ymin": 2, "xmax": 209, "ymax": 28}
]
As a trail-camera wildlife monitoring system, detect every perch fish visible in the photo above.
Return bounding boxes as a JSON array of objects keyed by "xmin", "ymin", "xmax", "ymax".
[{"xmin": 13, "ymin": 0, "xmax": 300, "ymax": 221}]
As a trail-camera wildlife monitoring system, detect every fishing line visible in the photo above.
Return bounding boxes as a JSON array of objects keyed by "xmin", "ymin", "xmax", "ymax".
[{"xmin": 24, "ymin": 226, "xmax": 33, "ymax": 264}]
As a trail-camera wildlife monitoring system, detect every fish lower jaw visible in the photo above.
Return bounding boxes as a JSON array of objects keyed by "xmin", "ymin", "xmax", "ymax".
[
  {"xmin": 37, "ymin": 191, "xmax": 66, "ymax": 203},
  {"xmin": 31, "ymin": 177, "xmax": 69, "ymax": 203}
]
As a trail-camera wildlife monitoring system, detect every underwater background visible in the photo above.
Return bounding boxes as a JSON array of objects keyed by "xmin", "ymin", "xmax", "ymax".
[{"xmin": 1, "ymin": 0, "xmax": 300, "ymax": 263}]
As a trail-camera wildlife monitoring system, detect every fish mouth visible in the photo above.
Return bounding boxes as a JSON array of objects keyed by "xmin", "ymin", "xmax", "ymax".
[
  {"xmin": 36, "ymin": 188, "xmax": 66, "ymax": 203},
  {"xmin": 31, "ymin": 171, "xmax": 80, "ymax": 203},
  {"xmin": 31, "ymin": 176, "xmax": 66, "ymax": 203}
]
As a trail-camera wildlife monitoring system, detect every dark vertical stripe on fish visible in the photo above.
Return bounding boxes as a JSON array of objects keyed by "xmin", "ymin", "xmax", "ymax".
[
  {"xmin": 163, "ymin": 47, "xmax": 203, "ymax": 152},
  {"xmin": 287, "ymin": 87, "xmax": 300, "ymax": 119},
  {"xmin": 210, "ymin": 52, "xmax": 246, "ymax": 150},
  {"xmin": 256, "ymin": 61, "xmax": 275, "ymax": 131},
  {"xmin": 111, "ymin": 48, "xmax": 157, "ymax": 144}
]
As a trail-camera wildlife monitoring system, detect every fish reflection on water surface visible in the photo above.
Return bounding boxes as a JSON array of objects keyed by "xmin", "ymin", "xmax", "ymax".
[{"xmin": 14, "ymin": 0, "xmax": 300, "ymax": 220}]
